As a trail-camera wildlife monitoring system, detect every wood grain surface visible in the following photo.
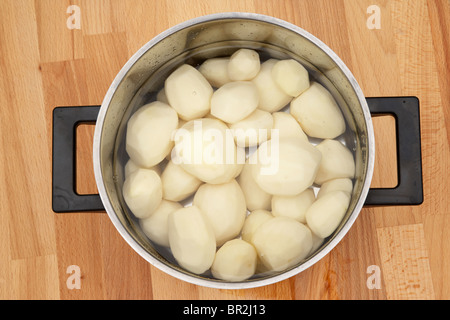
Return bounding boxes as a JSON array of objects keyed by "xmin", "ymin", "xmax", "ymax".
[{"xmin": 0, "ymin": 0, "xmax": 449, "ymax": 300}]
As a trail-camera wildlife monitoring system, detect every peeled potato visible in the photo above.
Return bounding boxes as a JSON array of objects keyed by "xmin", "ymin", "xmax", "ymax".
[
  {"xmin": 193, "ymin": 179, "xmax": 246, "ymax": 246},
  {"xmin": 122, "ymin": 168, "xmax": 162, "ymax": 219},
  {"xmin": 211, "ymin": 239, "xmax": 257, "ymax": 281},
  {"xmin": 252, "ymin": 59, "xmax": 292, "ymax": 112},
  {"xmin": 171, "ymin": 118, "xmax": 242, "ymax": 184},
  {"xmin": 125, "ymin": 101, "xmax": 178, "ymax": 168},
  {"xmin": 317, "ymin": 178, "xmax": 353, "ymax": 199},
  {"xmin": 233, "ymin": 160, "xmax": 245, "ymax": 179},
  {"xmin": 161, "ymin": 160, "xmax": 202, "ymax": 202},
  {"xmin": 236, "ymin": 161, "xmax": 272, "ymax": 212},
  {"xmin": 305, "ymin": 190, "xmax": 351, "ymax": 238},
  {"xmin": 229, "ymin": 109, "xmax": 273, "ymax": 147},
  {"xmin": 124, "ymin": 159, "xmax": 160, "ymax": 178},
  {"xmin": 251, "ymin": 216, "xmax": 313, "ymax": 272},
  {"xmin": 241, "ymin": 209, "xmax": 273, "ymax": 243},
  {"xmin": 314, "ymin": 139, "xmax": 355, "ymax": 185},
  {"xmin": 307, "ymin": 225, "xmax": 325, "ymax": 255},
  {"xmin": 125, "ymin": 47, "xmax": 358, "ymax": 278},
  {"xmin": 290, "ymin": 81, "xmax": 346, "ymax": 139},
  {"xmin": 198, "ymin": 57, "xmax": 231, "ymax": 88},
  {"xmin": 271, "ymin": 188, "xmax": 315, "ymax": 224},
  {"xmin": 140, "ymin": 199, "xmax": 182, "ymax": 247},
  {"xmin": 124, "ymin": 159, "xmax": 140, "ymax": 177},
  {"xmin": 210, "ymin": 81, "xmax": 259, "ymax": 124},
  {"xmin": 271, "ymin": 59, "xmax": 310, "ymax": 97},
  {"xmin": 249, "ymin": 137, "xmax": 322, "ymax": 196},
  {"xmin": 156, "ymin": 87, "xmax": 169, "ymax": 104},
  {"xmin": 168, "ymin": 205, "xmax": 216, "ymax": 274},
  {"xmin": 164, "ymin": 118, "xmax": 187, "ymax": 161},
  {"xmin": 165, "ymin": 64, "xmax": 213, "ymax": 121},
  {"xmin": 271, "ymin": 111, "xmax": 308, "ymax": 142},
  {"xmin": 227, "ymin": 49, "xmax": 260, "ymax": 81}
]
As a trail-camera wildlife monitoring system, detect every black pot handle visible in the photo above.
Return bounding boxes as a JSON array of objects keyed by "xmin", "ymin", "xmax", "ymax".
[
  {"xmin": 52, "ymin": 106, "xmax": 104, "ymax": 212},
  {"xmin": 364, "ymin": 97, "xmax": 423, "ymax": 206},
  {"xmin": 52, "ymin": 97, "xmax": 423, "ymax": 213}
]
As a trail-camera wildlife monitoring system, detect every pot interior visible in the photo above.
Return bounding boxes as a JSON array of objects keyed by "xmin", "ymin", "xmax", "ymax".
[{"xmin": 95, "ymin": 13, "xmax": 373, "ymax": 287}]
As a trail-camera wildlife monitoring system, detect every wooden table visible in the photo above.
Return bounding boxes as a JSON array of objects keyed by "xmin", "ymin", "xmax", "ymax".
[{"xmin": 0, "ymin": 0, "xmax": 448, "ymax": 300}]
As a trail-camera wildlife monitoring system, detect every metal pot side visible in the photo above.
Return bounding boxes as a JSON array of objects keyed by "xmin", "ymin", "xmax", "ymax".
[{"xmin": 93, "ymin": 12, "xmax": 375, "ymax": 289}]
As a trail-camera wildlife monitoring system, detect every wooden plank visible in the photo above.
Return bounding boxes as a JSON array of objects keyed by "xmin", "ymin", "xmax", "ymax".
[
  {"xmin": 55, "ymin": 213, "xmax": 106, "ymax": 299},
  {"xmin": 390, "ymin": 0, "xmax": 450, "ymax": 300},
  {"xmin": 76, "ymin": 124, "xmax": 97, "ymax": 195},
  {"xmin": 150, "ymin": 266, "xmax": 200, "ymax": 300},
  {"xmin": 370, "ymin": 115, "xmax": 398, "ymax": 188},
  {"xmin": 9, "ymin": 254, "xmax": 60, "ymax": 299},
  {"xmin": 98, "ymin": 216, "xmax": 154, "ymax": 300},
  {"xmin": 377, "ymin": 224, "xmax": 435, "ymax": 299},
  {"xmin": 423, "ymin": 214, "xmax": 450, "ymax": 299},
  {"xmin": 40, "ymin": 30, "xmax": 145, "ymax": 299},
  {"xmin": 343, "ymin": 0, "xmax": 402, "ymax": 96},
  {"xmin": 123, "ymin": 0, "xmax": 171, "ymax": 57},
  {"xmin": 427, "ymin": 0, "xmax": 450, "ymax": 146},
  {"xmin": 0, "ymin": 0, "xmax": 57, "ymax": 264},
  {"xmin": 35, "ymin": 0, "xmax": 81, "ymax": 62}
]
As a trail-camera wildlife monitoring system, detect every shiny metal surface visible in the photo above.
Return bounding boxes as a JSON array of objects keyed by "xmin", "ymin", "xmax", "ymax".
[{"xmin": 93, "ymin": 12, "xmax": 375, "ymax": 289}]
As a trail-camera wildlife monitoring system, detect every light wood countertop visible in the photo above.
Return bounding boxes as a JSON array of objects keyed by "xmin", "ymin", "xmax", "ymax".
[{"xmin": 0, "ymin": 0, "xmax": 449, "ymax": 300}]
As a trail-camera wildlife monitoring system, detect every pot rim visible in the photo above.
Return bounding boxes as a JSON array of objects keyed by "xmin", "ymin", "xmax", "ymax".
[{"xmin": 93, "ymin": 12, "xmax": 375, "ymax": 289}]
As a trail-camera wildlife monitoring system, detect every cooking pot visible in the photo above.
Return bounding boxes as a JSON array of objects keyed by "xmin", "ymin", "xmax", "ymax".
[{"xmin": 52, "ymin": 12, "xmax": 423, "ymax": 289}]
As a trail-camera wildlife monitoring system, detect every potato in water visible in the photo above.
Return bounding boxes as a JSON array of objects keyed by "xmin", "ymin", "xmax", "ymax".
[
  {"xmin": 161, "ymin": 160, "xmax": 202, "ymax": 202},
  {"xmin": 168, "ymin": 205, "xmax": 216, "ymax": 274},
  {"xmin": 171, "ymin": 118, "xmax": 242, "ymax": 184},
  {"xmin": 229, "ymin": 109, "xmax": 273, "ymax": 147},
  {"xmin": 140, "ymin": 199, "xmax": 182, "ymax": 247},
  {"xmin": 271, "ymin": 59, "xmax": 310, "ymax": 97},
  {"xmin": 252, "ymin": 59, "xmax": 293, "ymax": 113},
  {"xmin": 211, "ymin": 239, "xmax": 257, "ymax": 281},
  {"xmin": 249, "ymin": 137, "xmax": 322, "ymax": 196},
  {"xmin": 317, "ymin": 178, "xmax": 353, "ymax": 199},
  {"xmin": 227, "ymin": 48, "xmax": 261, "ymax": 81},
  {"xmin": 241, "ymin": 209, "xmax": 273, "ymax": 243},
  {"xmin": 193, "ymin": 179, "xmax": 247, "ymax": 246},
  {"xmin": 271, "ymin": 188, "xmax": 315, "ymax": 224},
  {"xmin": 236, "ymin": 161, "xmax": 272, "ymax": 212},
  {"xmin": 123, "ymin": 47, "xmax": 354, "ymax": 281},
  {"xmin": 290, "ymin": 81, "xmax": 346, "ymax": 139},
  {"xmin": 251, "ymin": 216, "xmax": 313, "ymax": 272},
  {"xmin": 306, "ymin": 190, "xmax": 351, "ymax": 238},
  {"xmin": 314, "ymin": 139, "xmax": 355, "ymax": 185},
  {"xmin": 165, "ymin": 64, "xmax": 213, "ymax": 121},
  {"xmin": 271, "ymin": 111, "xmax": 308, "ymax": 142},
  {"xmin": 125, "ymin": 101, "xmax": 178, "ymax": 168},
  {"xmin": 122, "ymin": 168, "xmax": 162, "ymax": 219},
  {"xmin": 198, "ymin": 57, "xmax": 231, "ymax": 88},
  {"xmin": 210, "ymin": 81, "xmax": 259, "ymax": 124}
]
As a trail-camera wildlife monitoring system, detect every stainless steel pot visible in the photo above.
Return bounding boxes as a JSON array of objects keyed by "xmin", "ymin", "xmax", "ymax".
[{"xmin": 52, "ymin": 12, "xmax": 423, "ymax": 289}]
